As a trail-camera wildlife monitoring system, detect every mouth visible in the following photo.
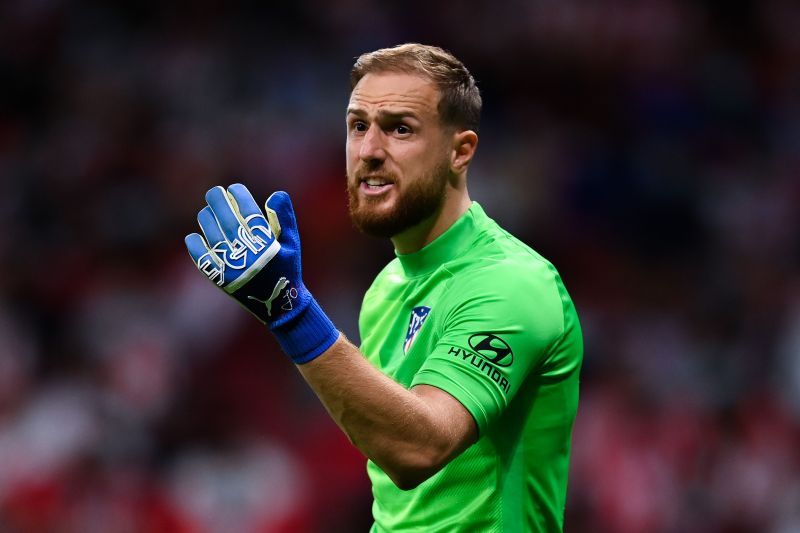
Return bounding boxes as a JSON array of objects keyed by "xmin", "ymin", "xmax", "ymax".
[{"xmin": 358, "ymin": 176, "xmax": 395, "ymax": 196}]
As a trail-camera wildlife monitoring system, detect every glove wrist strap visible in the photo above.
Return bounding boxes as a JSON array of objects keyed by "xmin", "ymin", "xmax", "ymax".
[{"xmin": 272, "ymin": 296, "xmax": 339, "ymax": 364}]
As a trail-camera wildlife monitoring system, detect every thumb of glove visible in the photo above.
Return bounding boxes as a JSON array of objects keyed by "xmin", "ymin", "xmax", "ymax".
[{"xmin": 265, "ymin": 191, "xmax": 298, "ymax": 243}]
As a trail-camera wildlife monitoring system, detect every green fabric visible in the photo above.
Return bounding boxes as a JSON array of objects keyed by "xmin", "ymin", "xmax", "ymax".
[{"xmin": 359, "ymin": 202, "xmax": 583, "ymax": 532}]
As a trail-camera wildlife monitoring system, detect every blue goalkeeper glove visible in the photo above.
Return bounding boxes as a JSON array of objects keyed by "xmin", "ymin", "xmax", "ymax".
[{"xmin": 185, "ymin": 184, "xmax": 339, "ymax": 363}]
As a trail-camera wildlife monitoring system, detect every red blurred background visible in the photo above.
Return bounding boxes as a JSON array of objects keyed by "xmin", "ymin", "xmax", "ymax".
[{"xmin": 1, "ymin": 1, "xmax": 799, "ymax": 531}]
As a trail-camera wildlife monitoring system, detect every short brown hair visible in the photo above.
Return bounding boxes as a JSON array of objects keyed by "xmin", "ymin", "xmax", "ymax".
[{"xmin": 350, "ymin": 43, "xmax": 482, "ymax": 133}]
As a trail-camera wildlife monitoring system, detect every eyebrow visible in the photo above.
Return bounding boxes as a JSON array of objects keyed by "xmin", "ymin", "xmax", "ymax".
[{"xmin": 345, "ymin": 108, "xmax": 421, "ymax": 121}]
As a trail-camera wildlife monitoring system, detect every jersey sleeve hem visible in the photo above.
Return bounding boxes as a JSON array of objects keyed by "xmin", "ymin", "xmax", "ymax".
[{"xmin": 411, "ymin": 368, "xmax": 490, "ymax": 436}]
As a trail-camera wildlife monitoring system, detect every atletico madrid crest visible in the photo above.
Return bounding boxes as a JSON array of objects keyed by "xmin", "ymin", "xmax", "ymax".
[{"xmin": 403, "ymin": 306, "xmax": 431, "ymax": 354}]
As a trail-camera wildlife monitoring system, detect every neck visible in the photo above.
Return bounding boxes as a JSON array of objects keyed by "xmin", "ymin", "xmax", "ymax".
[{"xmin": 391, "ymin": 188, "xmax": 472, "ymax": 254}]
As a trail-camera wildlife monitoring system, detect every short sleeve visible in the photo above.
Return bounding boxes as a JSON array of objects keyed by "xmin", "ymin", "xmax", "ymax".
[{"xmin": 411, "ymin": 260, "xmax": 565, "ymax": 435}]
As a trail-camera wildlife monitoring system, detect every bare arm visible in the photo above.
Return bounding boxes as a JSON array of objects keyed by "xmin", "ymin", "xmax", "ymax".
[
  {"xmin": 297, "ymin": 333, "xmax": 478, "ymax": 490},
  {"xmin": 185, "ymin": 188, "xmax": 476, "ymax": 489}
]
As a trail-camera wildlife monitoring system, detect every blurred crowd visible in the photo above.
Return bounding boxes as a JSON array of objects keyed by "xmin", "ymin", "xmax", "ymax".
[{"xmin": 1, "ymin": 0, "xmax": 799, "ymax": 531}]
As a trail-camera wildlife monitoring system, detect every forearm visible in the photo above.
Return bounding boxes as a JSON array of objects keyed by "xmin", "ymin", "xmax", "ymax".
[
  {"xmin": 183, "ymin": 187, "xmax": 474, "ymax": 488},
  {"xmin": 297, "ymin": 334, "xmax": 471, "ymax": 489}
]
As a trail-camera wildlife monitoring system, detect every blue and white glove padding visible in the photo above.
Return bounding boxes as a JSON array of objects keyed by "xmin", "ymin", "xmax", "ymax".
[{"xmin": 185, "ymin": 184, "xmax": 339, "ymax": 363}]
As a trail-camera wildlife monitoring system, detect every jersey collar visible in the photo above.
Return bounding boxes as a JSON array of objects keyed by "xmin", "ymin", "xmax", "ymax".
[{"xmin": 395, "ymin": 202, "xmax": 486, "ymax": 277}]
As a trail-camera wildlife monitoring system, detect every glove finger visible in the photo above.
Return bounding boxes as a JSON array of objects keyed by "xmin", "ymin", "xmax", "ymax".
[
  {"xmin": 265, "ymin": 206, "xmax": 281, "ymax": 238},
  {"xmin": 265, "ymin": 191, "xmax": 297, "ymax": 241},
  {"xmin": 198, "ymin": 206, "xmax": 226, "ymax": 247},
  {"xmin": 205, "ymin": 185, "xmax": 245, "ymax": 244},
  {"xmin": 226, "ymin": 183, "xmax": 262, "ymax": 221},
  {"xmin": 185, "ymin": 232, "xmax": 210, "ymax": 264},
  {"xmin": 185, "ymin": 232, "xmax": 225, "ymax": 286},
  {"xmin": 227, "ymin": 183, "xmax": 278, "ymax": 240}
]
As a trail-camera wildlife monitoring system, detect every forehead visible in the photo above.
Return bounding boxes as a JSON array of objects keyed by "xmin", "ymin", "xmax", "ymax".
[{"xmin": 347, "ymin": 72, "xmax": 440, "ymax": 117}]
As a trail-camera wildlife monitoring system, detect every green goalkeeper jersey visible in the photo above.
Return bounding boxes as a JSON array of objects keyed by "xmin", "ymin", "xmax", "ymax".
[{"xmin": 359, "ymin": 202, "xmax": 583, "ymax": 532}]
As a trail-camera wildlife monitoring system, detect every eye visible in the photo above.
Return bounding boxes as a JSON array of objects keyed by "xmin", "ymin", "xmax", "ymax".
[
  {"xmin": 349, "ymin": 120, "xmax": 368, "ymax": 134},
  {"xmin": 394, "ymin": 124, "xmax": 412, "ymax": 135}
]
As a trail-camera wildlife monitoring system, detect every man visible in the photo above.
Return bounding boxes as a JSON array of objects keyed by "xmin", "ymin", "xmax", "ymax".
[{"xmin": 185, "ymin": 43, "xmax": 582, "ymax": 532}]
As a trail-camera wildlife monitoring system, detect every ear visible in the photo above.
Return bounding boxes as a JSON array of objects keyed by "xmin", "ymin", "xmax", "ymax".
[{"xmin": 450, "ymin": 130, "xmax": 478, "ymax": 174}]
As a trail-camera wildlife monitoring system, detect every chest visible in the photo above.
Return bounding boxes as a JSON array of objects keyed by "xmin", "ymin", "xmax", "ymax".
[{"xmin": 359, "ymin": 270, "xmax": 452, "ymax": 387}]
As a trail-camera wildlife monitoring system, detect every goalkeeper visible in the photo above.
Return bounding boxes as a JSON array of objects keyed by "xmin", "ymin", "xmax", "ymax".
[{"xmin": 185, "ymin": 44, "xmax": 583, "ymax": 532}]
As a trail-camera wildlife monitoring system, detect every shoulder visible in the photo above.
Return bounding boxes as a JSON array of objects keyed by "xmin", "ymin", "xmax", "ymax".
[
  {"xmin": 443, "ymin": 229, "xmax": 567, "ymax": 339},
  {"xmin": 452, "ymin": 221, "xmax": 564, "ymax": 302}
]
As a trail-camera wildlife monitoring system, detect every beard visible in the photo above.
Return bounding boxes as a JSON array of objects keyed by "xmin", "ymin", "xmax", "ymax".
[{"xmin": 347, "ymin": 159, "xmax": 450, "ymax": 239}]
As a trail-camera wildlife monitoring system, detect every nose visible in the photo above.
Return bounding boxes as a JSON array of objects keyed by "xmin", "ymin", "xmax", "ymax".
[{"xmin": 359, "ymin": 124, "xmax": 387, "ymax": 163}]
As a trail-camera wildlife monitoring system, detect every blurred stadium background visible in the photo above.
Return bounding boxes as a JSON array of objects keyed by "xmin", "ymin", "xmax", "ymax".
[{"xmin": 2, "ymin": 0, "xmax": 799, "ymax": 531}]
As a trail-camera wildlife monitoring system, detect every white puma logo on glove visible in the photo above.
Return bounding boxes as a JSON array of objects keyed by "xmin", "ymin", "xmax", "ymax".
[{"xmin": 248, "ymin": 277, "xmax": 290, "ymax": 316}]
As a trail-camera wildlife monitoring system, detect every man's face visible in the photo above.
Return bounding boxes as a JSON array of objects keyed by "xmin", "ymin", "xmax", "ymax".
[{"xmin": 346, "ymin": 72, "xmax": 452, "ymax": 238}]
